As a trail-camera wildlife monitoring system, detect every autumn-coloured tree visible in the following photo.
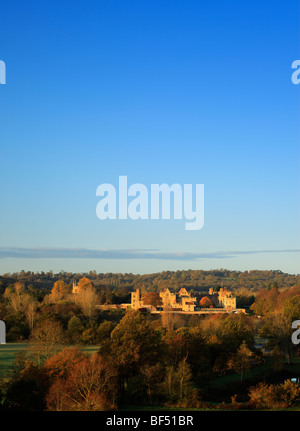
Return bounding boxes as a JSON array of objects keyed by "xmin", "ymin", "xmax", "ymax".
[
  {"xmin": 14, "ymin": 281, "xmax": 25, "ymax": 294},
  {"xmin": 44, "ymin": 347, "xmax": 87, "ymax": 379},
  {"xmin": 49, "ymin": 280, "xmax": 70, "ymax": 302},
  {"xmin": 251, "ymin": 284, "xmax": 300, "ymax": 316},
  {"xmin": 5, "ymin": 283, "xmax": 34, "ymax": 314},
  {"xmin": 284, "ymin": 295, "xmax": 300, "ymax": 322},
  {"xmin": 250, "ymin": 286, "xmax": 280, "ymax": 315},
  {"xmin": 74, "ymin": 285, "xmax": 99, "ymax": 318},
  {"xmin": 51, "ymin": 280, "xmax": 71, "ymax": 300},
  {"xmin": 77, "ymin": 277, "xmax": 93, "ymax": 292},
  {"xmin": 161, "ymin": 308, "xmax": 185, "ymax": 332},
  {"xmin": 25, "ymin": 301, "xmax": 37, "ymax": 330},
  {"xmin": 45, "ymin": 354, "xmax": 119, "ymax": 411},
  {"xmin": 199, "ymin": 296, "xmax": 213, "ymax": 308},
  {"xmin": 9, "ymin": 292, "xmax": 29, "ymax": 313},
  {"xmin": 198, "ymin": 313, "xmax": 226, "ymax": 338},
  {"xmin": 248, "ymin": 382, "xmax": 274, "ymax": 409},
  {"xmin": 3, "ymin": 286, "xmax": 14, "ymax": 299},
  {"xmin": 142, "ymin": 292, "xmax": 162, "ymax": 307},
  {"xmin": 248, "ymin": 380, "xmax": 300, "ymax": 409}
]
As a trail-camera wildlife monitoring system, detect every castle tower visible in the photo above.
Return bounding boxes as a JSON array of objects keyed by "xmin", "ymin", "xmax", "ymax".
[
  {"xmin": 131, "ymin": 288, "xmax": 141, "ymax": 309},
  {"xmin": 72, "ymin": 280, "xmax": 78, "ymax": 294},
  {"xmin": 136, "ymin": 288, "xmax": 140, "ymax": 302}
]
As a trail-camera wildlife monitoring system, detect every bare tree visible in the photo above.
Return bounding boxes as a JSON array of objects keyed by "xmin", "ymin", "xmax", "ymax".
[
  {"xmin": 74, "ymin": 287, "xmax": 99, "ymax": 319},
  {"xmin": 262, "ymin": 311, "xmax": 296, "ymax": 364},
  {"xmin": 29, "ymin": 319, "xmax": 65, "ymax": 365},
  {"xmin": 161, "ymin": 308, "xmax": 185, "ymax": 332},
  {"xmin": 25, "ymin": 301, "xmax": 37, "ymax": 330},
  {"xmin": 9, "ymin": 292, "xmax": 32, "ymax": 313}
]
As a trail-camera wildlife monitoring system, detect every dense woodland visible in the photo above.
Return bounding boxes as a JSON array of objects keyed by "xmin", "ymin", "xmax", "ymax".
[
  {"xmin": 0, "ymin": 269, "xmax": 300, "ymax": 410},
  {"xmin": 1, "ymin": 268, "xmax": 300, "ymax": 298}
]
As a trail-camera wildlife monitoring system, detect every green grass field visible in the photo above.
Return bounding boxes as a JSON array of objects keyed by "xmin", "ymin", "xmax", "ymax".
[
  {"xmin": 0, "ymin": 343, "xmax": 26, "ymax": 377},
  {"xmin": 0, "ymin": 343, "xmax": 100, "ymax": 377},
  {"xmin": 208, "ymin": 358, "xmax": 272, "ymax": 389},
  {"xmin": 207, "ymin": 357, "xmax": 300, "ymax": 391}
]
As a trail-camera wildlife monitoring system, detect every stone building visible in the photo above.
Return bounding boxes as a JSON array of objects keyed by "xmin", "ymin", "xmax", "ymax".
[
  {"xmin": 131, "ymin": 286, "xmax": 238, "ymax": 313},
  {"xmin": 72, "ymin": 281, "xmax": 79, "ymax": 294},
  {"xmin": 217, "ymin": 287, "xmax": 236, "ymax": 312},
  {"xmin": 159, "ymin": 287, "xmax": 197, "ymax": 312},
  {"xmin": 131, "ymin": 288, "xmax": 143, "ymax": 309},
  {"xmin": 196, "ymin": 287, "xmax": 237, "ymax": 312}
]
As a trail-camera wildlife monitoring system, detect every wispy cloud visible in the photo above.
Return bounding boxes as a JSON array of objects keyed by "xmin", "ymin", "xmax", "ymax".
[{"xmin": 0, "ymin": 247, "xmax": 299, "ymax": 261}]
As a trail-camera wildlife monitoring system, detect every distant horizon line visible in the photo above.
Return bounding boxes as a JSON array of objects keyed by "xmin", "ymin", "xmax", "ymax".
[
  {"xmin": 0, "ymin": 267, "xmax": 299, "ymax": 277},
  {"xmin": 0, "ymin": 246, "xmax": 299, "ymax": 261}
]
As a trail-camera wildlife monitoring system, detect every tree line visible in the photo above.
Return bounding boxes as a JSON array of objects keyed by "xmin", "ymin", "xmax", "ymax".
[{"xmin": 1, "ymin": 269, "xmax": 299, "ymax": 296}]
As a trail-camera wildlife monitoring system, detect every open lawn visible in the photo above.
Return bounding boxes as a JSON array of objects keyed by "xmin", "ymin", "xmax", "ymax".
[
  {"xmin": 208, "ymin": 358, "xmax": 273, "ymax": 389},
  {"xmin": 208, "ymin": 357, "xmax": 300, "ymax": 390},
  {"xmin": 0, "ymin": 343, "xmax": 100, "ymax": 377},
  {"xmin": 0, "ymin": 344, "xmax": 26, "ymax": 377},
  {"xmin": 201, "ymin": 356, "xmax": 300, "ymax": 407}
]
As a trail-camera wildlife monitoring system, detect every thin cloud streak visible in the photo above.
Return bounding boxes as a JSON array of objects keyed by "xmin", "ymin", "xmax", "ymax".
[{"xmin": 0, "ymin": 247, "xmax": 299, "ymax": 261}]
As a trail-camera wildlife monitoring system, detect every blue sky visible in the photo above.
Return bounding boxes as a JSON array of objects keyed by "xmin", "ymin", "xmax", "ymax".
[{"xmin": 0, "ymin": 0, "xmax": 299, "ymax": 275}]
